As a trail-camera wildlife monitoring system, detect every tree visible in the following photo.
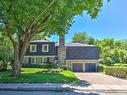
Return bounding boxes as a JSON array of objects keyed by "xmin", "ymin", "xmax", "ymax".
[
  {"xmin": 0, "ymin": 36, "xmax": 13, "ymax": 71},
  {"xmin": 96, "ymin": 39, "xmax": 127, "ymax": 65},
  {"xmin": 0, "ymin": 0, "xmax": 105, "ymax": 76},
  {"xmin": 72, "ymin": 32, "xmax": 95, "ymax": 44},
  {"xmin": 32, "ymin": 32, "xmax": 45, "ymax": 40}
]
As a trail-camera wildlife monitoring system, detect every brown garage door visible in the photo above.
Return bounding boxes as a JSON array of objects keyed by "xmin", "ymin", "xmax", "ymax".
[{"xmin": 73, "ymin": 63, "xmax": 83, "ymax": 72}]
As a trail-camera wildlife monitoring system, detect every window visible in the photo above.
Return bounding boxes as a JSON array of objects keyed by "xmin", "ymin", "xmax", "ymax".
[
  {"xmin": 36, "ymin": 58, "xmax": 43, "ymax": 64},
  {"xmin": 23, "ymin": 57, "xmax": 29, "ymax": 64},
  {"xmin": 42, "ymin": 44, "xmax": 49, "ymax": 52},
  {"xmin": 30, "ymin": 44, "xmax": 36, "ymax": 52},
  {"xmin": 43, "ymin": 58, "xmax": 47, "ymax": 63},
  {"xmin": 31, "ymin": 57, "xmax": 36, "ymax": 64}
]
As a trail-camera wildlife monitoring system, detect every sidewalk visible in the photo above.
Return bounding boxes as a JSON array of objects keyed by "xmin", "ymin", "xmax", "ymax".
[{"xmin": 0, "ymin": 83, "xmax": 127, "ymax": 93}]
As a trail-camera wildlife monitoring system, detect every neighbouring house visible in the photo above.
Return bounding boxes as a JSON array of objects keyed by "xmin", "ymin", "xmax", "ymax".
[{"xmin": 23, "ymin": 36, "xmax": 99, "ymax": 72}]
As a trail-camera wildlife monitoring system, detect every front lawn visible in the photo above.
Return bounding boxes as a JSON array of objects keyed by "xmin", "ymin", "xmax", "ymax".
[{"xmin": 0, "ymin": 68, "xmax": 79, "ymax": 83}]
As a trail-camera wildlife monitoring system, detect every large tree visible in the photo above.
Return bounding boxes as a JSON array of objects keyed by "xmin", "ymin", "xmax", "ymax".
[
  {"xmin": 0, "ymin": 0, "xmax": 105, "ymax": 76},
  {"xmin": 72, "ymin": 32, "xmax": 95, "ymax": 44}
]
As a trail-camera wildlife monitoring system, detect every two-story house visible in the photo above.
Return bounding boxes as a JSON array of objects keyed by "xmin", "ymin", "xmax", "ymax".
[{"xmin": 23, "ymin": 36, "xmax": 99, "ymax": 72}]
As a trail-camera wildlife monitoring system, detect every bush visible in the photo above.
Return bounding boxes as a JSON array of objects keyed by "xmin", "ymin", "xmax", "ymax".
[
  {"xmin": 60, "ymin": 65, "xmax": 68, "ymax": 70},
  {"xmin": 0, "ymin": 61, "xmax": 7, "ymax": 72},
  {"xmin": 41, "ymin": 68, "xmax": 64, "ymax": 73},
  {"xmin": 97, "ymin": 64, "xmax": 106, "ymax": 72},
  {"xmin": 105, "ymin": 66, "xmax": 127, "ymax": 79},
  {"xmin": 121, "ymin": 64, "xmax": 127, "ymax": 67},
  {"xmin": 22, "ymin": 64, "xmax": 59, "ymax": 69}
]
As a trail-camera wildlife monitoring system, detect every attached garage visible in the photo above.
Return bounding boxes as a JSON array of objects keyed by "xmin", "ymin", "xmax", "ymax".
[
  {"xmin": 85, "ymin": 63, "xmax": 96, "ymax": 72},
  {"xmin": 72, "ymin": 63, "xmax": 83, "ymax": 72},
  {"xmin": 66, "ymin": 44, "xmax": 99, "ymax": 72}
]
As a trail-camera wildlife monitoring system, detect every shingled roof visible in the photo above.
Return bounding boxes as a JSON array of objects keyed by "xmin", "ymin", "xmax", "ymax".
[
  {"xmin": 65, "ymin": 43, "xmax": 99, "ymax": 60},
  {"xmin": 56, "ymin": 42, "xmax": 99, "ymax": 60}
]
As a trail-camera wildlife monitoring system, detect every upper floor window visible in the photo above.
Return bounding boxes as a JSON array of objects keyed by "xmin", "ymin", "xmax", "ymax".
[
  {"xmin": 42, "ymin": 44, "xmax": 49, "ymax": 52},
  {"xmin": 30, "ymin": 44, "xmax": 36, "ymax": 52}
]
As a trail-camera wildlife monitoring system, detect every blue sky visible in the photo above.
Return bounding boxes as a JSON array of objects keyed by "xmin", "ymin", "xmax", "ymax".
[{"xmin": 50, "ymin": 0, "xmax": 127, "ymax": 42}]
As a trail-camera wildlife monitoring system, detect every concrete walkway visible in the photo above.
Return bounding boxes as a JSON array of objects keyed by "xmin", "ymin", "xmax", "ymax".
[{"xmin": 0, "ymin": 83, "xmax": 127, "ymax": 93}]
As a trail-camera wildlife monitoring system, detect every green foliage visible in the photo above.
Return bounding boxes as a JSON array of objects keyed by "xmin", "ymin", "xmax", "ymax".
[
  {"xmin": 22, "ymin": 64, "xmax": 59, "ymax": 69},
  {"xmin": 0, "ymin": 36, "xmax": 13, "ymax": 64},
  {"xmin": 96, "ymin": 39, "xmax": 127, "ymax": 65},
  {"xmin": 41, "ymin": 68, "xmax": 64, "ymax": 73},
  {"xmin": 0, "ymin": 0, "xmax": 104, "ymax": 38},
  {"xmin": 72, "ymin": 32, "xmax": 95, "ymax": 44},
  {"xmin": 32, "ymin": 32, "xmax": 46, "ymax": 40},
  {"xmin": 97, "ymin": 64, "xmax": 106, "ymax": 72},
  {"xmin": 105, "ymin": 66, "xmax": 127, "ymax": 79},
  {"xmin": 60, "ymin": 65, "xmax": 68, "ymax": 70},
  {"xmin": 0, "ymin": 61, "xmax": 7, "ymax": 71}
]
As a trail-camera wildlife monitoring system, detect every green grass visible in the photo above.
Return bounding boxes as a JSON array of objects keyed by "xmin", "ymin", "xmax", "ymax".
[{"xmin": 0, "ymin": 68, "xmax": 79, "ymax": 83}]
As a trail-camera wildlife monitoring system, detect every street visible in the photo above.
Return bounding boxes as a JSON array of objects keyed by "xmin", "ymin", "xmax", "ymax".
[{"xmin": 0, "ymin": 91, "xmax": 127, "ymax": 95}]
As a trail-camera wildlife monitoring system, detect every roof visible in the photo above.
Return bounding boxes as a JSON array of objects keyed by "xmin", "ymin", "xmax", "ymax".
[
  {"xmin": 56, "ymin": 42, "xmax": 96, "ymax": 47},
  {"xmin": 31, "ymin": 40, "xmax": 51, "ymax": 43},
  {"xmin": 66, "ymin": 46, "xmax": 99, "ymax": 60}
]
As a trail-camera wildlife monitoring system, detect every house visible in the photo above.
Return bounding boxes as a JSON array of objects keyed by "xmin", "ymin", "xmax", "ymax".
[{"xmin": 23, "ymin": 36, "xmax": 99, "ymax": 72}]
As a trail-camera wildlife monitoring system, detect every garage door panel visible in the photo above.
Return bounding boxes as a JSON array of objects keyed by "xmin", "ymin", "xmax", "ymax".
[
  {"xmin": 85, "ymin": 63, "xmax": 96, "ymax": 72},
  {"xmin": 73, "ymin": 63, "xmax": 83, "ymax": 72}
]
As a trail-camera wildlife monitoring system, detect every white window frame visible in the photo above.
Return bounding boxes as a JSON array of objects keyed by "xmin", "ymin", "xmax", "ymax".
[
  {"xmin": 31, "ymin": 57, "xmax": 36, "ymax": 64},
  {"xmin": 30, "ymin": 44, "xmax": 36, "ymax": 52},
  {"xmin": 42, "ymin": 44, "xmax": 49, "ymax": 52}
]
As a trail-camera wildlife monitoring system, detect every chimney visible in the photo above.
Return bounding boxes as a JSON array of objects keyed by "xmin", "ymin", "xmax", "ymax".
[{"xmin": 58, "ymin": 34, "xmax": 66, "ymax": 64}]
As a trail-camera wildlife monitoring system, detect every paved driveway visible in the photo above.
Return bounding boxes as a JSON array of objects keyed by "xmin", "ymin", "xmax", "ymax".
[{"xmin": 75, "ymin": 73, "xmax": 127, "ymax": 85}]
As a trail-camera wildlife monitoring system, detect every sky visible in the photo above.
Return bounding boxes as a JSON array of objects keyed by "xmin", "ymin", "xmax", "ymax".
[{"xmin": 50, "ymin": 0, "xmax": 127, "ymax": 42}]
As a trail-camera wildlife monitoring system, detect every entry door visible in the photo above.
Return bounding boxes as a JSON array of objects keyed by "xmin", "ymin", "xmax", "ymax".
[
  {"xmin": 85, "ymin": 63, "xmax": 96, "ymax": 72},
  {"xmin": 73, "ymin": 63, "xmax": 83, "ymax": 72}
]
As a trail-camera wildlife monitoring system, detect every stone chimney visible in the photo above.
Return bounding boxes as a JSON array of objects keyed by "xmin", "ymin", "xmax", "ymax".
[{"xmin": 58, "ymin": 34, "xmax": 66, "ymax": 64}]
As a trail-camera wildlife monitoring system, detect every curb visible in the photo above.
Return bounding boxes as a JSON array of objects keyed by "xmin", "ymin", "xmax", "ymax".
[
  {"xmin": 0, "ymin": 87, "xmax": 127, "ymax": 93},
  {"xmin": 0, "ymin": 83, "xmax": 127, "ymax": 93}
]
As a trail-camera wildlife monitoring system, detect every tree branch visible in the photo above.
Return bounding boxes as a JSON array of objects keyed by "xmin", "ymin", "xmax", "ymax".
[
  {"xmin": 7, "ymin": 32, "xmax": 15, "ymax": 45},
  {"xmin": 31, "ymin": 0, "xmax": 55, "ymax": 26},
  {"xmin": 31, "ymin": 14, "xmax": 50, "ymax": 33},
  {"xmin": 24, "ymin": 0, "xmax": 55, "ymax": 34}
]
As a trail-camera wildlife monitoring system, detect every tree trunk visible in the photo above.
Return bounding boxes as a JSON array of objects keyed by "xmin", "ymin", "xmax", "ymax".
[
  {"xmin": 11, "ymin": 36, "xmax": 31, "ymax": 76},
  {"xmin": 12, "ymin": 44, "xmax": 21, "ymax": 76}
]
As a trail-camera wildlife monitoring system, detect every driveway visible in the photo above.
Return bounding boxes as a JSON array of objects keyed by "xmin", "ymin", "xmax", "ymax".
[{"xmin": 75, "ymin": 73, "xmax": 127, "ymax": 85}]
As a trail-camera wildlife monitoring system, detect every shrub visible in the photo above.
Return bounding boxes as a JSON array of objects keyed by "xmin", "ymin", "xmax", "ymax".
[
  {"xmin": 120, "ymin": 64, "xmax": 127, "ymax": 67},
  {"xmin": 22, "ymin": 64, "xmax": 59, "ymax": 69},
  {"xmin": 60, "ymin": 65, "xmax": 68, "ymax": 70},
  {"xmin": 105, "ymin": 66, "xmax": 127, "ymax": 79},
  {"xmin": 0, "ymin": 61, "xmax": 7, "ymax": 72},
  {"xmin": 97, "ymin": 64, "xmax": 106, "ymax": 72},
  {"xmin": 41, "ymin": 68, "xmax": 64, "ymax": 73}
]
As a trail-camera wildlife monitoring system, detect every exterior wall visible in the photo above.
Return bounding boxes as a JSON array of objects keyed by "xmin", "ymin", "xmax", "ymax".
[{"xmin": 25, "ymin": 42, "xmax": 57, "ymax": 56}]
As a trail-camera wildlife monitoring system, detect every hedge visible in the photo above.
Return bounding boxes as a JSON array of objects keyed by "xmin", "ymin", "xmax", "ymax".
[
  {"xmin": 22, "ymin": 64, "xmax": 59, "ymax": 69},
  {"xmin": 105, "ymin": 66, "xmax": 127, "ymax": 79},
  {"xmin": 22, "ymin": 64, "xmax": 69, "ymax": 70},
  {"xmin": 97, "ymin": 64, "xmax": 106, "ymax": 72}
]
